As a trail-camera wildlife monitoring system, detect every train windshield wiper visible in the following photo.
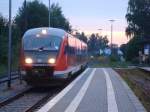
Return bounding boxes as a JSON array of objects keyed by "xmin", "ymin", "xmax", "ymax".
[{"xmin": 37, "ymin": 42, "xmax": 53, "ymax": 51}]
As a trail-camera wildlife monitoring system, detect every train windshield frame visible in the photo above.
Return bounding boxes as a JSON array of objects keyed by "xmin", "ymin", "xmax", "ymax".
[{"xmin": 23, "ymin": 35, "xmax": 62, "ymax": 51}]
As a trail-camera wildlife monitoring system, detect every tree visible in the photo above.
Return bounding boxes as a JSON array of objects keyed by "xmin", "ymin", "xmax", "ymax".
[
  {"xmin": 0, "ymin": 14, "xmax": 8, "ymax": 64},
  {"xmin": 88, "ymin": 33, "xmax": 109, "ymax": 55},
  {"xmin": 75, "ymin": 32, "xmax": 87, "ymax": 43},
  {"xmin": 50, "ymin": 3, "xmax": 71, "ymax": 32},
  {"xmin": 120, "ymin": 44, "xmax": 127, "ymax": 57},
  {"xmin": 88, "ymin": 34, "xmax": 97, "ymax": 54},
  {"xmin": 15, "ymin": 0, "xmax": 71, "ymax": 36},
  {"xmin": 0, "ymin": 14, "xmax": 7, "ymax": 34},
  {"xmin": 126, "ymin": 0, "xmax": 150, "ymax": 38},
  {"xmin": 125, "ymin": 0, "xmax": 150, "ymax": 62},
  {"xmin": 97, "ymin": 35, "xmax": 109, "ymax": 50},
  {"xmin": 0, "ymin": 13, "xmax": 21, "ymax": 65},
  {"xmin": 15, "ymin": 0, "xmax": 48, "ymax": 36},
  {"xmin": 126, "ymin": 36, "xmax": 143, "ymax": 61}
]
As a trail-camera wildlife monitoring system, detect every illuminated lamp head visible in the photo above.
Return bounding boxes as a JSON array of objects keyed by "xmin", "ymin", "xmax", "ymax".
[
  {"xmin": 48, "ymin": 58, "xmax": 56, "ymax": 64},
  {"xmin": 41, "ymin": 29, "xmax": 47, "ymax": 35}
]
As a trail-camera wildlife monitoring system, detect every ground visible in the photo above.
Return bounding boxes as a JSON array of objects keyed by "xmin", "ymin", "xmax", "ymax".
[
  {"xmin": 115, "ymin": 69, "xmax": 150, "ymax": 112},
  {"xmin": 0, "ymin": 56, "xmax": 150, "ymax": 111},
  {"xmin": 88, "ymin": 56, "xmax": 131, "ymax": 68},
  {"xmin": 89, "ymin": 56, "xmax": 150, "ymax": 112}
]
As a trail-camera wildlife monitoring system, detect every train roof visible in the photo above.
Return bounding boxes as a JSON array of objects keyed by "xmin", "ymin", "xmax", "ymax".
[
  {"xmin": 23, "ymin": 27, "xmax": 87, "ymax": 46},
  {"xmin": 23, "ymin": 27, "xmax": 66, "ymax": 38}
]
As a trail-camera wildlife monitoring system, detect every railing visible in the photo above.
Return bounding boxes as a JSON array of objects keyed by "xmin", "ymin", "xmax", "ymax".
[{"xmin": 0, "ymin": 70, "xmax": 23, "ymax": 84}]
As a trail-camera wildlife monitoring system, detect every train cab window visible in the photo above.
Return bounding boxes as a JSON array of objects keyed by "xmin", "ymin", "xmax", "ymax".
[{"xmin": 23, "ymin": 35, "xmax": 62, "ymax": 51}]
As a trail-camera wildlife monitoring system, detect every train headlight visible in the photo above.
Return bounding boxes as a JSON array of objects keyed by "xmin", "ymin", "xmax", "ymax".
[
  {"xmin": 48, "ymin": 58, "xmax": 56, "ymax": 64},
  {"xmin": 25, "ymin": 58, "xmax": 33, "ymax": 64},
  {"xmin": 41, "ymin": 29, "xmax": 47, "ymax": 35}
]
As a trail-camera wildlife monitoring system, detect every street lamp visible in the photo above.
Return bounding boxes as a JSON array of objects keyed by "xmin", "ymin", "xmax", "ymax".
[
  {"xmin": 98, "ymin": 29, "xmax": 103, "ymax": 36},
  {"xmin": 98, "ymin": 29, "xmax": 102, "ymax": 31},
  {"xmin": 109, "ymin": 19, "xmax": 115, "ymax": 50},
  {"xmin": 8, "ymin": 0, "xmax": 12, "ymax": 88},
  {"xmin": 48, "ymin": 0, "xmax": 51, "ymax": 27},
  {"xmin": 24, "ymin": 0, "xmax": 27, "ymax": 30}
]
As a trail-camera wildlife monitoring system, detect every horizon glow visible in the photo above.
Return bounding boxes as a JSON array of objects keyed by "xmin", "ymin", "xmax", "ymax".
[{"xmin": 0, "ymin": 0, "xmax": 129, "ymax": 46}]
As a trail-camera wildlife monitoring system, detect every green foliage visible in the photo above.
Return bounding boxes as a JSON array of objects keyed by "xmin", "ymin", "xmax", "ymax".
[
  {"xmin": 0, "ymin": 13, "xmax": 21, "ymax": 73},
  {"xmin": 109, "ymin": 54, "xmax": 119, "ymax": 62},
  {"xmin": 0, "ymin": 1, "xmax": 72, "ymax": 74},
  {"xmin": 90, "ymin": 56, "xmax": 130, "ymax": 68},
  {"xmin": 125, "ymin": 0, "xmax": 150, "ymax": 62},
  {"xmin": 126, "ymin": 0, "xmax": 150, "ymax": 38},
  {"xmin": 120, "ymin": 44, "xmax": 127, "ymax": 57},
  {"xmin": 126, "ymin": 36, "xmax": 143, "ymax": 61},
  {"xmin": 0, "ymin": 14, "xmax": 8, "ymax": 64},
  {"xmin": 15, "ymin": 0, "xmax": 49, "ymax": 36},
  {"xmin": 50, "ymin": 3, "xmax": 71, "ymax": 32},
  {"xmin": 88, "ymin": 33, "xmax": 109, "ymax": 55},
  {"xmin": 75, "ymin": 32, "xmax": 87, "ymax": 43},
  {"xmin": 15, "ymin": 0, "xmax": 71, "ymax": 36}
]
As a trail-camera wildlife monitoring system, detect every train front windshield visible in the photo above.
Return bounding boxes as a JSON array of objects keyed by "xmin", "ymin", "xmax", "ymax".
[{"xmin": 23, "ymin": 35, "xmax": 62, "ymax": 51}]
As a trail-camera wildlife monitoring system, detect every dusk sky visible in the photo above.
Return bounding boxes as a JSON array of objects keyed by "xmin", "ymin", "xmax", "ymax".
[{"xmin": 0, "ymin": 0, "xmax": 129, "ymax": 46}]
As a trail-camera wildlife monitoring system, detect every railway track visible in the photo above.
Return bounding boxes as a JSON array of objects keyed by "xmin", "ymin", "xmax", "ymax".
[
  {"xmin": 0, "ymin": 87, "xmax": 31, "ymax": 108},
  {"xmin": 0, "ymin": 87, "xmax": 62, "ymax": 112},
  {"xmin": 0, "ymin": 73, "xmax": 79, "ymax": 112},
  {"xmin": 0, "ymin": 69, "xmax": 84, "ymax": 112}
]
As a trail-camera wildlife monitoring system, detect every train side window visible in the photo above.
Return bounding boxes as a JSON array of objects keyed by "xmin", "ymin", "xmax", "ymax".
[
  {"xmin": 68, "ymin": 46, "xmax": 71, "ymax": 55},
  {"xmin": 64, "ymin": 45, "xmax": 68, "ymax": 54}
]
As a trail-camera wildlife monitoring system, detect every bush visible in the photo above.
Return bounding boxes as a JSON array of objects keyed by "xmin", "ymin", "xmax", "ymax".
[
  {"xmin": 110, "ymin": 55, "xmax": 119, "ymax": 62},
  {"xmin": 125, "ymin": 36, "xmax": 143, "ymax": 61}
]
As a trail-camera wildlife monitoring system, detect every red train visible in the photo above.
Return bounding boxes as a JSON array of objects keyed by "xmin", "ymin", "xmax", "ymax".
[{"xmin": 20, "ymin": 27, "xmax": 88, "ymax": 86}]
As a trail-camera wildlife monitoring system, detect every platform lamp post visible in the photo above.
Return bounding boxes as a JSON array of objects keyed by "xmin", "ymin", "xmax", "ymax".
[
  {"xmin": 98, "ymin": 29, "xmax": 103, "ymax": 36},
  {"xmin": 7, "ymin": 0, "xmax": 12, "ymax": 88},
  {"xmin": 109, "ymin": 19, "xmax": 115, "ymax": 51},
  {"xmin": 24, "ymin": 0, "xmax": 27, "ymax": 31},
  {"xmin": 48, "ymin": 0, "xmax": 51, "ymax": 27}
]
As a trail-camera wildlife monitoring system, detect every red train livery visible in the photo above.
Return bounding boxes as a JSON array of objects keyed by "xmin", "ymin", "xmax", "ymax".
[{"xmin": 20, "ymin": 27, "xmax": 88, "ymax": 86}]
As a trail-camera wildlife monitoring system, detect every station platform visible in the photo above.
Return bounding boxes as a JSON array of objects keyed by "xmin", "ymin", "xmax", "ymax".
[
  {"xmin": 140, "ymin": 67, "xmax": 150, "ymax": 72},
  {"xmin": 37, "ymin": 68, "xmax": 146, "ymax": 112}
]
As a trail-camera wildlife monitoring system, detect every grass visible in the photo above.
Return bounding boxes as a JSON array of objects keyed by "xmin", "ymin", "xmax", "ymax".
[
  {"xmin": 0, "ymin": 65, "xmax": 7, "ymax": 77},
  {"xmin": 0, "ymin": 59, "xmax": 19, "ymax": 77},
  {"xmin": 96, "ymin": 61, "xmax": 130, "ymax": 68},
  {"xmin": 89, "ymin": 56, "xmax": 131, "ymax": 68},
  {"xmin": 115, "ymin": 69, "xmax": 150, "ymax": 112}
]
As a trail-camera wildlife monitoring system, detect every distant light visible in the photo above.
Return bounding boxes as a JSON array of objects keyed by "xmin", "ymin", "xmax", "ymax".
[
  {"xmin": 36, "ymin": 34, "xmax": 40, "ymax": 37},
  {"xmin": 42, "ymin": 29, "xmax": 47, "ymax": 35},
  {"xmin": 55, "ymin": 46, "xmax": 59, "ymax": 50}
]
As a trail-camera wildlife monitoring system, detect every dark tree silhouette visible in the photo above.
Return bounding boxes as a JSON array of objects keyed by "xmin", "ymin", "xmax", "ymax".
[
  {"xmin": 126, "ymin": 0, "xmax": 150, "ymax": 38},
  {"xmin": 15, "ymin": 0, "xmax": 71, "ymax": 36}
]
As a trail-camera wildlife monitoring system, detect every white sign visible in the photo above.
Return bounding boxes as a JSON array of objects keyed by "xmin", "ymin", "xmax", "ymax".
[{"xmin": 144, "ymin": 49, "xmax": 149, "ymax": 55}]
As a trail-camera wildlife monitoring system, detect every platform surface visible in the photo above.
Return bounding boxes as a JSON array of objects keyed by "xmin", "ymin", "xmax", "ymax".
[
  {"xmin": 37, "ymin": 68, "xmax": 146, "ymax": 112},
  {"xmin": 140, "ymin": 67, "xmax": 150, "ymax": 72}
]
